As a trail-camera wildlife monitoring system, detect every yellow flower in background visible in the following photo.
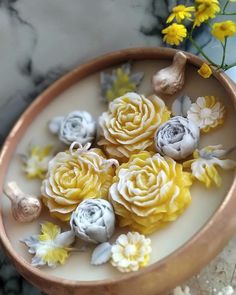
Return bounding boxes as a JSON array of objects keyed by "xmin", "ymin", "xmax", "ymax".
[
  {"xmin": 110, "ymin": 232, "xmax": 151, "ymax": 272},
  {"xmin": 198, "ymin": 63, "xmax": 213, "ymax": 78},
  {"xmin": 194, "ymin": 0, "xmax": 220, "ymax": 27},
  {"xmin": 212, "ymin": 21, "xmax": 236, "ymax": 41},
  {"xmin": 183, "ymin": 145, "xmax": 236, "ymax": 188},
  {"xmin": 21, "ymin": 144, "xmax": 53, "ymax": 179},
  {"xmin": 22, "ymin": 222, "xmax": 75, "ymax": 267},
  {"xmin": 41, "ymin": 143, "xmax": 118, "ymax": 221},
  {"xmin": 167, "ymin": 5, "xmax": 195, "ymax": 23},
  {"xmin": 162, "ymin": 23, "xmax": 187, "ymax": 45},
  {"xmin": 187, "ymin": 96, "xmax": 226, "ymax": 133},
  {"xmin": 109, "ymin": 151, "xmax": 192, "ymax": 234}
]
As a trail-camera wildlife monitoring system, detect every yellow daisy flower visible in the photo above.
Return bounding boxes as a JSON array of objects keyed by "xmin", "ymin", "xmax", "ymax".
[
  {"xmin": 197, "ymin": 63, "xmax": 212, "ymax": 78},
  {"xmin": 162, "ymin": 23, "xmax": 187, "ymax": 46},
  {"xmin": 167, "ymin": 5, "xmax": 195, "ymax": 23},
  {"xmin": 194, "ymin": 0, "xmax": 220, "ymax": 27},
  {"xmin": 212, "ymin": 21, "xmax": 236, "ymax": 42}
]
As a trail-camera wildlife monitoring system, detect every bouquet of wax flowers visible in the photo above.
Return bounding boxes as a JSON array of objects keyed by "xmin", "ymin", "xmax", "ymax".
[{"xmin": 4, "ymin": 56, "xmax": 235, "ymax": 274}]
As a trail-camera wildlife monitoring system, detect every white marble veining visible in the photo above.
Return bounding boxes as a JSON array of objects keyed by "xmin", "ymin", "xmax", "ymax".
[
  {"xmin": 0, "ymin": 0, "xmax": 158, "ymax": 106},
  {"xmin": 0, "ymin": 0, "xmax": 235, "ymax": 141}
]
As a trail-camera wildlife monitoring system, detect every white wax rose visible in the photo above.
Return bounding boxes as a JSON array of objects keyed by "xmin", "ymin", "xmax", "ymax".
[
  {"xmin": 49, "ymin": 111, "xmax": 96, "ymax": 145},
  {"xmin": 155, "ymin": 116, "xmax": 200, "ymax": 160},
  {"xmin": 70, "ymin": 199, "xmax": 115, "ymax": 244}
]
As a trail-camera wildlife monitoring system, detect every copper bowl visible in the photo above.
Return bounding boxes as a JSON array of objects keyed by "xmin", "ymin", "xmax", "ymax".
[{"xmin": 0, "ymin": 48, "xmax": 236, "ymax": 295}]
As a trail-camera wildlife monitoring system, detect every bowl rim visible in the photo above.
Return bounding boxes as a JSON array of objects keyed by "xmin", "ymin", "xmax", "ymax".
[{"xmin": 0, "ymin": 47, "xmax": 236, "ymax": 293}]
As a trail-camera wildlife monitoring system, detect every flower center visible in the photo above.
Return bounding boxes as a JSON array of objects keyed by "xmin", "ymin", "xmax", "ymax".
[
  {"xmin": 124, "ymin": 244, "xmax": 137, "ymax": 257},
  {"xmin": 220, "ymin": 24, "xmax": 228, "ymax": 31},
  {"xmin": 200, "ymin": 107, "xmax": 212, "ymax": 118},
  {"xmin": 169, "ymin": 28, "xmax": 177, "ymax": 37}
]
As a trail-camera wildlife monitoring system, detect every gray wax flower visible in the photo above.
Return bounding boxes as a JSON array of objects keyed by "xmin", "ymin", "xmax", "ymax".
[
  {"xmin": 49, "ymin": 111, "xmax": 96, "ymax": 145},
  {"xmin": 70, "ymin": 199, "xmax": 115, "ymax": 244},
  {"xmin": 155, "ymin": 116, "xmax": 200, "ymax": 160}
]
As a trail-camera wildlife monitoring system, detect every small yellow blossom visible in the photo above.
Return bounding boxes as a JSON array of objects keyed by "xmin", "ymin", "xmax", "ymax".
[
  {"xmin": 21, "ymin": 144, "xmax": 53, "ymax": 179},
  {"xmin": 184, "ymin": 145, "xmax": 236, "ymax": 188},
  {"xmin": 100, "ymin": 63, "xmax": 144, "ymax": 102},
  {"xmin": 194, "ymin": 0, "xmax": 220, "ymax": 27},
  {"xmin": 198, "ymin": 63, "xmax": 213, "ymax": 78},
  {"xmin": 162, "ymin": 23, "xmax": 187, "ymax": 46},
  {"xmin": 110, "ymin": 232, "xmax": 151, "ymax": 272},
  {"xmin": 106, "ymin": 68, "xmax": 136, "ymax": 101},
  {"xmin": 22, "ymin": 222, "xmax": 75, "ymax": 267},
  {"xmin": 212, "ymin": 21, "xmax": 236, "ymax": 42},
  {"xmin": 167, "ymin": 5, "xmax": 195, "ymax": 23}
]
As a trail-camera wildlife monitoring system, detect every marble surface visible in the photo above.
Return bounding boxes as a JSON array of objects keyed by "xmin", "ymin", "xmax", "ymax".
[{"xmin": 0, "ymin": 0, "xmax": 236, "ymax": 294}]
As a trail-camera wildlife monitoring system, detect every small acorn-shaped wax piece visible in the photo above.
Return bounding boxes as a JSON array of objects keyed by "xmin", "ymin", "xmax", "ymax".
[
  {"xmin": 152, "ymin": 51, "xmax": 187, "ymax": 95},
  {"xmin": 4, "ymin": 182, "xmax": 42, "ymax": 223}
]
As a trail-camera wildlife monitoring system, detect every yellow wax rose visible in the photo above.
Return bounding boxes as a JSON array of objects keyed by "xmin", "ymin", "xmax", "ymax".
[
  {"xmin": 98, "ymin": 92, "xmax": 170, "ymax": 162},
  {"xmin": 109, "ymin": 151, "xmax": 192, "ymax": 234},
  {"xmin": 41, "ymin": 143, "xmax": 118, "ymax": 221}
]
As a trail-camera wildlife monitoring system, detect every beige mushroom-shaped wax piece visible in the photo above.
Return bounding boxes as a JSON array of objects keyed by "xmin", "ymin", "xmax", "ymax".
[
  {"xmin": 4, "ymin": 182, "xmax": 42, "ymax": 223},
  {"xmin": 152, "ymin": 51, "xmax": 187, "ymax": 96}
]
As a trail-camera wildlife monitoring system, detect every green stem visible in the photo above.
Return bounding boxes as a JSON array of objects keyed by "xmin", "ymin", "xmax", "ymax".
[
  {"xmin": 222, "ymin": 0, "xmax": 230, "ymax": 13},
  {"xmin": 221, "ymin": 38, "xmax": 228, "ymax": 68},
  {"xmin": 224, "ymin": 62, "xmax": 236, "ymax": 71},
  {"xmin": 188, "ymin": 37, "xmax": 219, "ymax": 67},
  {"xmin": 189, "ymin": 25, "xmax": 194, "ymax": 37},
  {"xmin": 205, "ymin": 20, "xmax": 212, "ymax": 29},
  {"xmin": 218, "ymin": 12, "xmax": 236, "ymax": 15}
]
